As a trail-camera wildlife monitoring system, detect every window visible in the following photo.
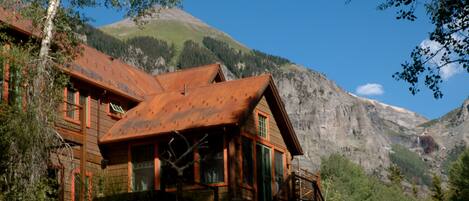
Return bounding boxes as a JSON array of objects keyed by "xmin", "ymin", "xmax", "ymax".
[
  {"xmin": 79, "ymin": 92, "xmax": 91, "ymax": 127},
  {"xmin": 159, "ymin": 140, "xmax": 194, "ymax": 189},
  {"xmin": 258, "ymin": 113, "xmax": 268, "ymax": 138},
  {"xmin": 64, "ymin": 88, "xmax": 90, "ymax": 125},
  {"xmin": 109, "ymin": 101, "xmax": 125, "ymax": 115},
  {"xmin": 131, "ymin": 144, "xmax": 155, "ymax": 192},
  {"xmin": 242, "ymin": 137, "xmax": 254, "ymax": 185},
  {"xmin": 8, "ymin": 62, "xmax": 21, "ymax": 106},
  {"xmin": 65, "ymin": 88, "xmax": 78, "ymax": 119},
  {"xmin": 274, "ymin": 151, "xmax": 284, "ymax": 193},
  {"xmin": 199, "ymin": 135, "xmax": 225, "ymax": 184},
  {"xmin": 72, "ymin": 171, "xmax": 92, "ymax": 201}
]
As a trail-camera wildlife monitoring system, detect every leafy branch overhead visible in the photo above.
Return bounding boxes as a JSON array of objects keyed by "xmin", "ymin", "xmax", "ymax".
[{"xmin": 379, "ymin": 0, "xmax": 468, "ymax": 99}]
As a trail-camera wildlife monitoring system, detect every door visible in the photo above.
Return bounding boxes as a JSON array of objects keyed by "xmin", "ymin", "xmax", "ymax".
[{"xmin": 256, "ymin": 143, "xmax": 272, "ymax": 201}]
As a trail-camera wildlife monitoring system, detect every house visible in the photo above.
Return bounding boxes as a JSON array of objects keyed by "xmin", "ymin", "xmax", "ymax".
[{"xmin": 0, "ymin": 8, "xmax": 322, "ymax": 201}]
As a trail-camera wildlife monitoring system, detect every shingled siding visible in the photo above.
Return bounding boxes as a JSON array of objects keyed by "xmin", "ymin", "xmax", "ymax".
[{"xmin": 55, "ymin": 80, "xmax": 135, "ymax": 200}]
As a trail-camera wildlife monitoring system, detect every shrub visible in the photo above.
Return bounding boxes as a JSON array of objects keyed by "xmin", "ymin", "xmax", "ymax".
[
  {"xmin": 389, "ymin": 144, "xmax": 431, "ymax": 186},
  {"xmin": 320, "ymin": 154, "xmax": 415, "ymax": 201}
]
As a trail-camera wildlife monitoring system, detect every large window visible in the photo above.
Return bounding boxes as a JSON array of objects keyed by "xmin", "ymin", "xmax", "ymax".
[
  {"xmin": 274, "ymin": 151, "xmax": 284, "ymax": 193},
  {"xmin": 72, "ymin": 171, "xmax": 92, "ymax": 201},
  {"xmin": 258, "ymin": 113, "xmax": 268, "ymax": 138},
  {"xmin": 159, "ymin": 140, "xmax": 194, "ymax": 189},
  {"xmin": 199, "ymin": 135, "xmax": 225, "ymax": 184},
  {"xmin": 131, "ymin": 144, "xmax": 155, "ymax": 192},
  {"xmin": 242, "ymin": 137, "xmax": 254, "ymax": 185}
]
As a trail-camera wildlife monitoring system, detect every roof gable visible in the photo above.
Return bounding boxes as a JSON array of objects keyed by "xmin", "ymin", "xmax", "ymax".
[
  {"xmin": 100, "ymin": 73, "xmax": 303, "ymax": 155},
  {"xmin": 154, "ymin": 63, "xmax": 225, "ymax": 92},
  {"xmin": 100, "ymin": 74, "xmax": 270, "ymax": 143}
]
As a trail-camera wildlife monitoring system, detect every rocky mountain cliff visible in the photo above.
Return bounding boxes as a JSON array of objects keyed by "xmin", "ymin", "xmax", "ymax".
[{"xmin": 90, "ymin": 8, "xmax": 467, "ymax": 186}]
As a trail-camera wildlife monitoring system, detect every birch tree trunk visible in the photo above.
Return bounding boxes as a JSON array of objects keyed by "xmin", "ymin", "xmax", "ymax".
[{"xmin": 36, "ymin": 0, "xmax": 60, "ymax": 99}]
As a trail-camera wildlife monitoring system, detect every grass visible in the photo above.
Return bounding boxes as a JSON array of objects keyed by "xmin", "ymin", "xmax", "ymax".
[{"xmin": 101, "ymin": 20, "xmax": 250, "ymax": 55}]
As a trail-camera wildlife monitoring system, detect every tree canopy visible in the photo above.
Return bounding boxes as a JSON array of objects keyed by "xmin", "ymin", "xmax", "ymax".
[{"xmin": 380, "ymin": 0, "xmax": 468, "ymax": 99}]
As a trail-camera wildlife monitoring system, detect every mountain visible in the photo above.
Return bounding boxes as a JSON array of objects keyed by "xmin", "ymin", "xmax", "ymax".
[
  {"xmin": 100, "ymin": 8, "xmax": 249, "ymax": 53},
  {"xmin": 88, "ymin": 8, "xmax": 467, "ymax": 188}
]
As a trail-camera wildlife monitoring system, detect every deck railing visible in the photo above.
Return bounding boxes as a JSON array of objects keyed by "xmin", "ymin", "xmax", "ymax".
[{"xmin": 274, "ymin": 170, "xmax": 324, "ymax": 201}]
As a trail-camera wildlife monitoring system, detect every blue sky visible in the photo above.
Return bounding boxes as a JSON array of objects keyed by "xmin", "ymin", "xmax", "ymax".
[{"xmin": 83, "ymin": 0, "xmax": 468, "ymax": 119}]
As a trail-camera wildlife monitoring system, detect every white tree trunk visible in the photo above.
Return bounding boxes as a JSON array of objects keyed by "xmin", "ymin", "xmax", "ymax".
[{"xmin": 36, "ymin": 0, "xmax": 60, "ymax": 97}]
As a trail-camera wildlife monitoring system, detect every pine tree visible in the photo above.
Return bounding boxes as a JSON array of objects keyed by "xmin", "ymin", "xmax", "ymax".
[
  {"xmin": 430, "ymin": 173, "xmax": 445, "ymax": 201},
  {"xmin": 448, "ymin": 149, "xmax": 469, "ymax": 201},
  {"xmin": 387, "ymin": 164, "xmax": 404, "ymax": 187}
]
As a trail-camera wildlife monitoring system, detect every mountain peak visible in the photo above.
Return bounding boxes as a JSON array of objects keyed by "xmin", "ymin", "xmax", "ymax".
[{"xmin": 104, "ymin": 7, "xmax": 210, "ymax": 28}]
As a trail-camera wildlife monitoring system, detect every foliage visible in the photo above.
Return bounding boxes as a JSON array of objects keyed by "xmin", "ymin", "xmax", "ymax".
[
  {"xmin": 447, "ymin": 148, "xmax": 469, "ymax": 201},
  {"xmin": 430, "ymin": 173, "xmax": 446, "ymax": 201},
  {"xmin": 82, "ymin": 24, "xmax": 127, "ymax": 59},
  {"xmin": 443, "ymin": 144, "xmax": 466, "ymax": 174},
  {"xmin": 178, "ymin": 40, "xmax": 218, "ymax": 69},
  {"xmin": 125, "ymin": 36, "xmax": 176, "ymax": 72},
  {"xmin": 202, "ymin": 36, "xmax": 290, "ymax": 77},
  {"xmin": 389, "ymin": 144, "xmax": 431, "ymax": 186},
  {"xmin": 379, "ymin": 0, "xmax": 468, "ymax": 99},
  {"xmin": 387, "ymin": 164, "xmax": 404, "ymax": 187},
  {"xmin": 320, "ymin": 154, "xmax": 415, "ymax": 201},
  {"xmin": 0, "ymin": 43, "xmax": 69, "ymax": 201},
  {"xmin": 84, "ymin": 26, "xmax": 176, "ymax": 73}
]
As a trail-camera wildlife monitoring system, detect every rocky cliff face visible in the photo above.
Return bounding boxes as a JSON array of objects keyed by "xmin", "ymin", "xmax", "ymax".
[
  {"xmin": 260, "ymin": 65, "xmax": 427, "ymax": 176},
  {"xmin": 415, "ymin": 98, "xmax": 469, "ymax": 173}
]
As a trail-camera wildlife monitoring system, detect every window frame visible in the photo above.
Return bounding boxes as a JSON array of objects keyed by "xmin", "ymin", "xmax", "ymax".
[
  {"xmin": 107, "ymin": 98, "xmax": 126, "ymax": 119},
  {"xmin": 129, "ymin": 143, "xmax": 157, "ymax": 192},
  {"xmin": 197, "ymin": 135, "xmax": 228, "ymax": 186},
  {"xmin": 63, "ymin": 87, "xmax": 91, "ymax": 127},
  {"xmin": 127, "ymin": 135, "xmax": 228, "ymax": 192},
  {"xmin": 255, "ymin": 110, "xmax": 270, "ymax": 140},
  {"xmin": 70, "ymin": 168, "xmax": 92, "ymax": 201},
  {"xmin": 240, "ymin": 132, "xmax": 288, "ymax": 195},
  {"xmin": 273, "ymin": 150, "xmax": 285, "ymax": 195}
]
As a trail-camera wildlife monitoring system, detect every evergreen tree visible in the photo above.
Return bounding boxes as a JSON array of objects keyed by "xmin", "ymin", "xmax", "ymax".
[
  {"xmin": 411, "ymin": 180, "xmax": 418, "ymax": 198},
  {"xmin": 430, "ymin": 173, "xmax": 445, "ymax": 201},
  {"xmin": 387, "ymin": 164, "xmax": 404, "ymax": 187},
  {"xmin": 178, "ymin": 40, "xmax": 218, "ymax": 69},
  {"xmin": 448, "ymin": 149, "xmax": 469, "ymax": 201}
]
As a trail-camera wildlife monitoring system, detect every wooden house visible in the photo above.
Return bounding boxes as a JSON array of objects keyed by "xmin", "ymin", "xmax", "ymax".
[{"xmin": 0, "ymin": 8, "xmax": 323, "ymax": 201}]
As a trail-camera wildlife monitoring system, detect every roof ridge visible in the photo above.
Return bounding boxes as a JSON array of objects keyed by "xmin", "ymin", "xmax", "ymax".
[
  {"xmin": 151, "ymin": 73, "xmax": 272, "ymax": 95},
  {"xmin": 154, "ymin": 63, "xmax": 220, "ymax": 77}
]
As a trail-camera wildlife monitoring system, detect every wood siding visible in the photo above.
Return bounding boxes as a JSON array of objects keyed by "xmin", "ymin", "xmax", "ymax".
[{"xmin": 54, "ymin": 80, "xmax": 135, "ymax": 201}]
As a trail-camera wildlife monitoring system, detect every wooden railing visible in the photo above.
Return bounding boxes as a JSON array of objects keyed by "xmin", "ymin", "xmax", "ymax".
[{"xmin": 274, "ymin": 170, "xmax": 324, "ymax": 201}]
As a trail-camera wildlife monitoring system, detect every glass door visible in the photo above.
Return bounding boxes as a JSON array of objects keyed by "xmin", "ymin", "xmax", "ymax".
[{"xmin": 256, "ymin": 143, "xmax": 272, "ymax": 201}]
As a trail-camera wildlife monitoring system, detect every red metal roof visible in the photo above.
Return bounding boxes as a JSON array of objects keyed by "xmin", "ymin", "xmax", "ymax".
[
  {"xmin": 68, "ymin": 45, "xmax": 164, "ymax": 101},
  {"xmin": 100, "ymin": 74, "xmax": 270, "ymax": 143},
  {"xmin": 154, "ymin": 63, "xmax": 225, "ymax": 91},
  {"xmin": 0, "ymin": 7, "xmax": 40, "ymax": 37},
  {"xmin": 0, "ymin": 8, "xmax": 163, "ymax": 101}
]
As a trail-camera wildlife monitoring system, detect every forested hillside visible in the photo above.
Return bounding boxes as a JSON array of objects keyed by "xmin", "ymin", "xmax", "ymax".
[{"xmin": 83, "ymin": 26, "xmax": 289, "ymax": 76}]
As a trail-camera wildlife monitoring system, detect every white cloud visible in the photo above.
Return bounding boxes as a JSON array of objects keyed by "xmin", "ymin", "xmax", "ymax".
[
  {"xmin": 420, "ymin": 39, "xmax": 463, "ymax": 80},
  {"xmin": 356, "ymin": 83, "xmax": 384, "ymax": 96}
]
